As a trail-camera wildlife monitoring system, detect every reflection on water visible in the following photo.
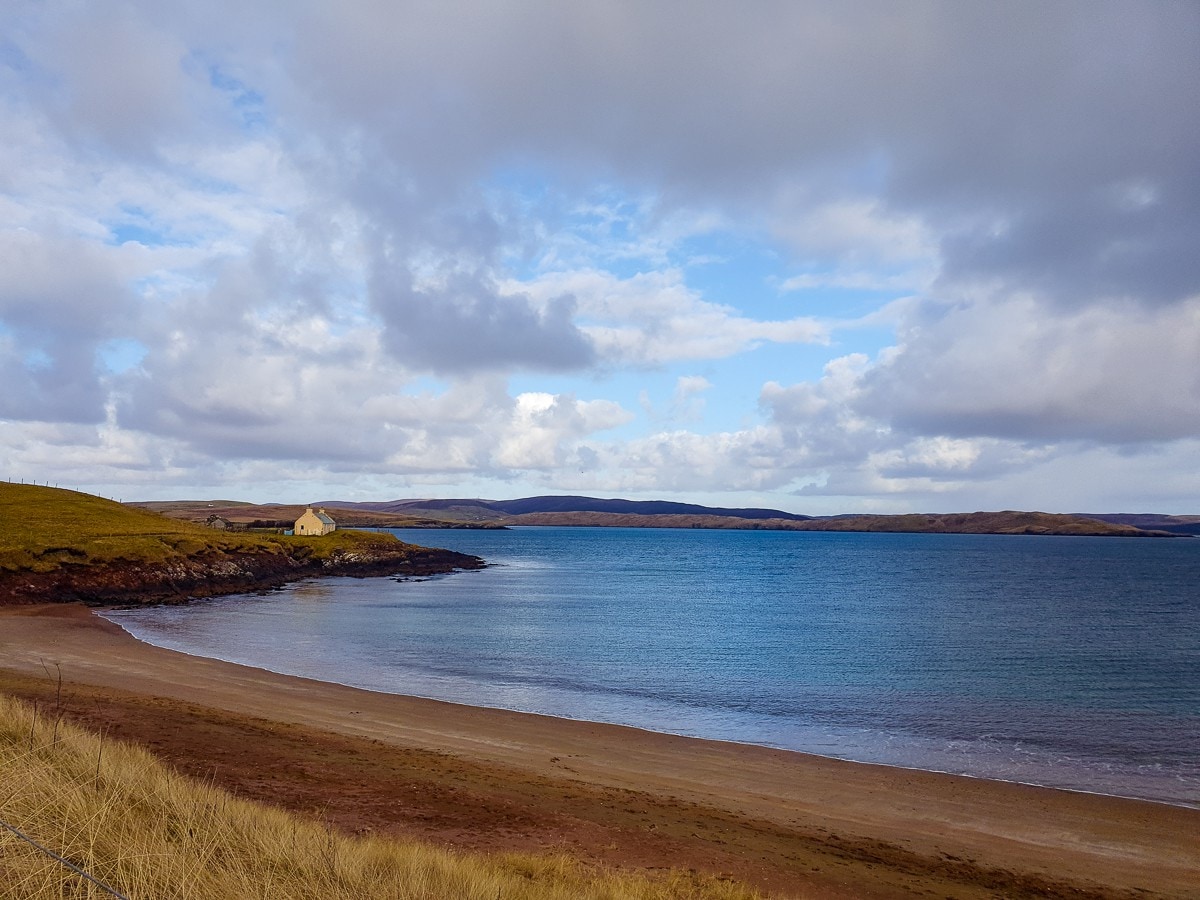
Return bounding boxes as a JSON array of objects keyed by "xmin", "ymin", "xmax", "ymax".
[{"xmin": 104, "ymin": 527, "xmax": 1200, "ymax": 806}]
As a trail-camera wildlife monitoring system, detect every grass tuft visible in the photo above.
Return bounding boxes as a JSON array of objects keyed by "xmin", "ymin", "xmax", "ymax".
[{"xmin": 0, "ymin": 693, "xmax": 763, "ymax": 899}]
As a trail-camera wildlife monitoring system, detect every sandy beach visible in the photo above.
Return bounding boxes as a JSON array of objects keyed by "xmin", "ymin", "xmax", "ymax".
[{"xmin": 2, "ymin": 603, "xmax": 1197, "ymax": 899}]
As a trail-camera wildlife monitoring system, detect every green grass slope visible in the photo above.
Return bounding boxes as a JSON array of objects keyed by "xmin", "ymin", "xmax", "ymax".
[
  {"xmin": 0, "ymin": 484, "xmax": 481, "ymax": 605},
  {"xmin": 1, "ymin": 483, "xmax": 390, "ymax": 571}
]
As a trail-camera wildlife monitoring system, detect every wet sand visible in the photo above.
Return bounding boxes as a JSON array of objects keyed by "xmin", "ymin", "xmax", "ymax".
[{"xmin": 2, "ymin": 603, "xmax": 1197, "ymax": 898}]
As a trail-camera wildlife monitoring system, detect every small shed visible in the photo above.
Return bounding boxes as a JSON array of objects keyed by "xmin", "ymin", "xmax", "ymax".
[
  {"xmin": 294, "ymin": 507, "xmax": 337, "ymax": 536},
  {"xmin": 205, "ymin": 514, "xmax": 230, "ymax": 530}
]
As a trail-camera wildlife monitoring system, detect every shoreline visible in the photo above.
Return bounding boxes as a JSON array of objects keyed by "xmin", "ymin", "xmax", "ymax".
[
  {"xmin": 3, "ymin": 603, "xmax": 1199, "ymax": 898},
  {"xmin": 97, "ymin": 606, "xmax": 1200, "ymax": 813},
  {"xmin": 98, "ymin": 595, "xmax": 1195, "ymax": 816}
]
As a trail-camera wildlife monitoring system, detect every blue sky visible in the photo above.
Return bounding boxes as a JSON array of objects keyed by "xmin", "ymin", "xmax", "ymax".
[{"xmin": 1, "ymin": 1, "xmax": 1198, "ymax": 514}]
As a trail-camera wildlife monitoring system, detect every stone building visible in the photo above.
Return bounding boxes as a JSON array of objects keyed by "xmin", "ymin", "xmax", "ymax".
[{"xmin": 294, "ymin": 507, "xmax": 337, "ymax": 536}]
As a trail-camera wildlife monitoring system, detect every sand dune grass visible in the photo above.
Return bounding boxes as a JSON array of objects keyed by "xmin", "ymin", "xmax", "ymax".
[{"xmin": 0, "ymin": 694, "xmax": 762, "ymax": 900}]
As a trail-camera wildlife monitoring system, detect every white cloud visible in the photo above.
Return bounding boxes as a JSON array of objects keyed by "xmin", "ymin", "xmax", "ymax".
[
  {"xmin": 0, "ymin": 412, "xmax": 201, "ymax": 492},
  {"xmin": 870, "ymin": 437, "xmax": 983, "ymax": 478},
  {"xmin": 669, "ymin": 375, "xmax": 712, "ymax": 423},
  {"xmin": 0, "ymin": 228, "xmax": 137, "ymax": 422},
  {"xmin": 494, "ymin": 392, "xmax": 633, "ymax": 469},
  {"xmin": 1, "ymin": 1, "xmax": 1197, "ymax": 514},
  {"xmin": 604, "ymin": 427, "xmax": 789, "ymax": 493},
  {"xmin": 779, "ymin": 272, "xmax": 920, "ymax": 293},
  {"xmin": 22, "ymin": 5, "xmax": 205, "ymax": 156},
  {"xmin": 510, "ymin": 269, "xmax": 828, "ymax": 365},
  {"xmin": 860, "ymin": 292, "xmax": 1200, "ymax": 443},
  {"xmin": 772, "ymin": 198, "xmax": 937, "ymax": 268}
]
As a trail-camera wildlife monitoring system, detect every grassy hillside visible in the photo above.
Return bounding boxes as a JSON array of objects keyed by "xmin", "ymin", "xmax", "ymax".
[
  {"xmin": 0, "ymin": 483, "xmax": 481, "ymax": 604},
  {"xmin": 0, "ymin": 483, "xmax": 397, "ymax": 572},
  {"xmin": 0, "ymin": 693, "xmax": 758, "ymax": 900}
]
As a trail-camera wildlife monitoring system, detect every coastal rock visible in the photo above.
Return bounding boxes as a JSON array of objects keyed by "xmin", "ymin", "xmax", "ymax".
[{"xmin": 0, "ymin": 544, "xmax": 484, "ymax": 607}]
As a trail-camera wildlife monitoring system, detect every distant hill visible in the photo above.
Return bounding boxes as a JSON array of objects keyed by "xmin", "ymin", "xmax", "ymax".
[
  {"xmin": 134, "ymin": 500, "xmax": 502, "ymax": 530},
  {"xmin": 319, "ymin": 496, "xmax": 1180, "ymax": 537},
  {"xmin": 323, "ymin": 495, "xmax": 813, "ymax": 522},
  {"xmin": 1076, "ymin": 513, "xmax": 1200, "ymax": 536},
  {"xmin": 499, "ymin": 509, "xmax": 1173, "ymax": 537}
]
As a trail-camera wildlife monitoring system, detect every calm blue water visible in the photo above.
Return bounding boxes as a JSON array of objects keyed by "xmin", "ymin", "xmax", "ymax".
[{"xmin": 103, "ymin": 527, "xmax": 1200, "ymax": 806}]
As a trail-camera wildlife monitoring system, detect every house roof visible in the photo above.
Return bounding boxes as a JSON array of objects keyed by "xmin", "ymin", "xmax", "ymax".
[{"xmin": 297, "ymin": 507, "xmax": 336, "ymax": 526}]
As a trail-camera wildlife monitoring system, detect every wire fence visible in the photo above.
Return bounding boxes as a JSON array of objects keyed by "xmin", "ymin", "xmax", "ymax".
[
  {"xmin": 3, "ymin": 478, "xmax": 123, "ymax": 502},
  {"xmin": 0, "ymin": 817, "xmax": 131, "ymax": 900}
]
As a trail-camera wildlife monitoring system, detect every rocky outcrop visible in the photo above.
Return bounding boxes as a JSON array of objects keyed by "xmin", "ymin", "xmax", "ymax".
[{"xmin": 0, "ymin": 543, "xmax": 484, "ymax": 607}]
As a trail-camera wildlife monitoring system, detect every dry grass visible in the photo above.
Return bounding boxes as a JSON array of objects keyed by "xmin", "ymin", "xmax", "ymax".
[{"xmin": 0, "ymin": 693, "xmax": 764, "ymax": 900}]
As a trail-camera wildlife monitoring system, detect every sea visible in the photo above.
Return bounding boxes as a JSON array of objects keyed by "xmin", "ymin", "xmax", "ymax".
[{"xmin": 101, "ymin": 527, "xmax": 1200, "ymax": 808}]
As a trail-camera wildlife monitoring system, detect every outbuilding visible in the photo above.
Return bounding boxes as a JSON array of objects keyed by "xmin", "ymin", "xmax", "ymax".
[{"xmin": 294, "ymin": 507, "xmax": 337, "ymax": 536}]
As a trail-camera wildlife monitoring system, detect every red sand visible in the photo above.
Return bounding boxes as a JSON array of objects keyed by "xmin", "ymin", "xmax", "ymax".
[{"xmin": 2, "ymin": 603, "xmax": 1197, "ymax": 898}]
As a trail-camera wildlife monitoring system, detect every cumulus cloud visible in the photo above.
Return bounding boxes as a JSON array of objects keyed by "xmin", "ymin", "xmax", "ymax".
[
  {"xmin": 772, "ymin": 197, "xmax": 937, "ymax": 276},
  {"xmin": 284, "ymin": 1, "xmax": 1198, "ymax": 303},
  {"xmin": 511, "ymin": 269, "xmax": 828, "ymax": 365},
  {"xmin": 494, "ymin": 392, "xmax": 632, "ymax": 469},
  {"xmin": 1, "ymin": 1, "xmax": 1197, "ymax": 511},
  {"xmin": 371, "ymin": 268, "xmax": 596, "ymax": 373},
  {"xmin": 17, "ymin": 5, "xmax": 205, "ymax": 156},
  {"xmin": 0, "ymin": 229, "xmax": 137, "ymax": 421},
  {"xmin": 858, "ymin": 292, "xmax": 1200, "ymax": 443}
]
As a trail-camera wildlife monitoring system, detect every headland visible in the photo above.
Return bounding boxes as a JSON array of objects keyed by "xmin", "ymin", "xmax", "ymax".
[{"xmin": 0, "ymin": 483, "xmax": 482, "ymax": 607}]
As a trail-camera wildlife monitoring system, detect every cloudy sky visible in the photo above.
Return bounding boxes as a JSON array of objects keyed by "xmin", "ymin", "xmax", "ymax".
[{"xmin": 2, "ymin": 1, "xmax": 1198, "ymax": 514}]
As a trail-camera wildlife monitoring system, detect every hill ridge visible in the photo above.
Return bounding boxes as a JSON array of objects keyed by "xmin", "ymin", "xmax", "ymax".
[
  {"xmin": 317, "ymin": 497, "xmax": 1180, "ymax": 536},
  {"xmin": 321, "ymin": 495, "xmax": 814, "ymax": 521}
]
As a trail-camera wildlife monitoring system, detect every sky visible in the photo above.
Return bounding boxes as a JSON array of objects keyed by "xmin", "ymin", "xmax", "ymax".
[{"xmin": 1, "ymin": 1, "xmax": 1198, "ymax": 514}]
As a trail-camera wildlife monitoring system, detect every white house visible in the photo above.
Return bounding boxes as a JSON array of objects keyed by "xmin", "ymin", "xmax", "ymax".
[{"xmin": 294, "ymin": 507, "xmax": 337, "ymax": 536}]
